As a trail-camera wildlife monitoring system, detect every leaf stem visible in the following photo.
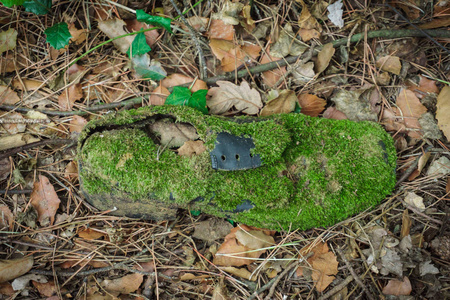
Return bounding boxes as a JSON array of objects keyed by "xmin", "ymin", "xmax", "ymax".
[{"xmin": 69, "ymin": 27, "xmax": 159, "ymax": 66}]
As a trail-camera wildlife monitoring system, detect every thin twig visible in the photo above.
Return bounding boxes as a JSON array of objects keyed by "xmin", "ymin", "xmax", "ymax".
[
  {"xmin": 205, "ymin": 29, "xmax": 450, "ymax": 84},
  {"xmin": 263, "ymin": 261, "xmax": 299, "ymax": 300},
  {"xmin": 318, "ymin": 275, "xmax": 354, "ymax": 300},
  {"xmin": 29, "ymin": 265, "xmax": 174, "ymax": 280},
  {"xmin": 384, "ymin": 4, "xmax": 450, "ymax": 56},
  {"xmin": 336, "ymin": 248, "xmax": 375, "ymax": 300},
  {"xmin": 168, "ymin": 0, "xmax": 208, "ymax": 80},
  {"xmin": 0, "ymin": 139, "xmax": 75, "ymax": 160}
]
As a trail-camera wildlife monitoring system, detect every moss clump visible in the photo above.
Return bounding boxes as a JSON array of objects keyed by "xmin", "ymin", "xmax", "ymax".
[{"xmin": 78, "ymin": 105, "xmax": 396, "ymax": 230}]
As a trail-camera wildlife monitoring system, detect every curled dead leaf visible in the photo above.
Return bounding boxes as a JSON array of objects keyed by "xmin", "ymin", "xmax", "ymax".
[
  {"xmin": 297, "ymin": 94, "xmax": 326, "ymax": 117},
  {"xmin": 436, "ymin": 86, "xmax": 450, "ymax": 141},
  {"xmin": 30, "ymin": 175, "xmax": 61, "ymax": 226},
  {"xmin": 315, "ymin": 43, "xmax": 335, "ymax": 74},
  {"xmin": 178, "ymin": 140, "xmax": 206, "ymax": 157},
  {"xmin": 376, "ymin": 55, "xmax": 401, "ymax": 75},
  {"xmin": 207, "ymin": 80, "xmax": 262, "ymax": 115},
  {"xmin": 260, "ymin": 89, "xmax": 297, "ymax": 116}
]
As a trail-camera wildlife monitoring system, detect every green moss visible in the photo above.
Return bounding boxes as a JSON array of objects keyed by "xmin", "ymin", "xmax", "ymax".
[{"xmin": 78, "ymin": 105, "xmax": 396, "ymax": 230}]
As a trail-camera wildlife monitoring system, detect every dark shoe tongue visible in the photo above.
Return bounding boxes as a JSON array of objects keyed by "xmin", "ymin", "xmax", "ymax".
[{"xmin": 210, "ymin": 132, "xmax": 262, "ymax": 171}]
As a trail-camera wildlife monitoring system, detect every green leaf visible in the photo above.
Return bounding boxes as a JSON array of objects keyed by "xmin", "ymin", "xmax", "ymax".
[
  {"xmin": 23, "ymin": 0, "xmax": 51, "ymax": 15},
  {"xmin": 165, "ymin": 86, "xmax": 192, "ymax": 106},
  {"xmin": 136, "ymin": 9, "xmax": 172, "ymax": 33},
  {"xmin": 127, "ymin": 31, "xmax": 151, "ymax": 58},
  {"xmin": 0, "ymin": 0, "xmax": 26, "ymax": 7},
  {"xmin": 190, "ymin": 89, "xmax": 208, "ymax": 114},
  {"xmin": 190, "ymin": 210, "xmax": 201, "ymax": 217},
  {"xmin": 131, "ymin": 54, "xmax": 167, "ymax": 80},
  {"xmin": 44, "ymin": 22, "xmax": 71, "ymax": 50},
  {"xmin": 293, "ymin": 102, "xmax": 301, "ymax": 113},
  {"xmin": 165, "ymin": 87, "xmax": 209, "ymax": 114}
]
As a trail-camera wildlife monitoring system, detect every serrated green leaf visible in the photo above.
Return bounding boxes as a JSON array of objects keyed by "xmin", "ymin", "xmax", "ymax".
[
  {"xmin": 165, "ymin": 86, "xmax": 192, "ymax": 106},
  {"xmin": 0, "ymin": 0, "xmax": 26, "ymax": 7},
  {"xmin": 127, "ymin": 31, "xmax": 151, "ymax": 58},
  {"xmin": 165, "ymin": 87, "xmax": 209, "ymax": 114},
  {"xmin": 136, "ymin": 9, "xmax": 172, "ymax": 33},
  {"xmin": 23, "ymin": 0, "xmax": 51, "ymax": 15},
  {"xmin": 189, "ymin": 89, "xmax": 208, "ymax": 114},
  {"xmin": 44, "ymin": 22, "xmax": 71, "ymax": 50},
  {"xmin": 131, "ymin": 54, "xmax": 166, "ymax": 80}
]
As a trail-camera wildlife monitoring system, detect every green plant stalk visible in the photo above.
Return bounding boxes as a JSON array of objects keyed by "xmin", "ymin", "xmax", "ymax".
[{"xmin": 69, "ymin": 27, "xmax": 159, "ymax": 67}]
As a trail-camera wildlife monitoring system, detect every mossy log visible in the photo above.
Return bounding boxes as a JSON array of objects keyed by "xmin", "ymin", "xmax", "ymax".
[{"xmin": 78, "ymin": 105, "xmax": 396, "ymax": 230}]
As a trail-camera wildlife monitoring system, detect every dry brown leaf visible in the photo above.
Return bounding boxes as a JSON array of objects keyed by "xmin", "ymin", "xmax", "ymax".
[
  {"xmin": 0, "ymin": 85, "xmax": 20, "ymax": 105},
  {"xmin": 32, "ymin": 280, "xmax": 57, "ymax": 297},
  {"xmin": 270, "ymin": 24, "xmax": 307, "ymax": 58},
  {"xmin": 149, "ymin": 85, "xmax": 169, "ymax": 105},
  {"xmin": 179, "ymin": 273, "xmax": 210, "ymax": 281},
  {"xmin": 64, "ymin": 161, "xmax": 78, "ymax": 180},
  {"xmin": 298, "ymin": 0, "xmax": 322, "ymax": 31},
  {"xmin": 0, "ymin": 158, "xmax": 11, "ymax": 182},
  {"xmin": 69, "ymin": 115, "xmax": 88, "ymax": 133},
  {"xmin": 101, "ymin": 273, "xmax": 143, "ymax": 294},
  {"xmin": 298, "ymin": 28, "xmax": 320, "ymax": 42},
  {"xmin": 0, "ymin": 133, "xmax": 40, "ymax": 151},
  {"xmin": 78, "ymin": 228, "xmax": 106, "ymax": 240},
  {"xmin": 207, "ymin": 80, "xmax": 262, "ymax": 115},
  {"xmin": 213, "ymin": 225, "xmax": 275, "ymax": 267},
  {"xmin": 401, "ymin": 209, "xmax": 411, "ymax": 238},
  {"xmin": 0, "ymin": 282, "xmax": 14, "ymax": 296},
  {"xmin": 30, "ymin": 175, "xmax": 61, "ymax": 226},
  {"xmin": 407, "ymin": 75, "xmax": 439, "ymax": 99},
  {"xmin": 11, "ymin": 79, "xmax": 44, "ymax": 91},
  {"xmin": 0, "ymin": 205, "xmax": 13, "ymax": 230},
  {"xmin": 436, "ymin": 86, "xmax": 450, "ymax": 141},
  {"xmin": 395, "ymin": 89, "xmax": 427, "ymax": 138},
  {"xmin": 315, "ymin": 43, "xmax": 335, "ymax": 74},
  {"xmin": 91, "ymin": 59, "xmax": 124, "ymax": 77},
  {"xmin": 209, "ymin": 39, "xmax": 234, "ymax": 60},
  {"xmin": 323, "ymin": 106, "xmax": 348, "ymax": 120},
  {"xmin": 221, "ymin": 43, "xmax": 261, "ymax": 72},
  {"xmin": 68, "ymin": 23, "xmax": 87, "ymax": 45},
  {"xmin": 125, "ymin": 19, "xmax": 160, "ymax": 47},
  {"xmin": 149, "ymin": 120, "xmax": 199, "ymax": 148},
  {"xmin": 376, "ymin": 55, "xmax": 401, "ymax": 75},
  {"xmin": 260, "ymin": 47, "xmax": 287, "ymax": 87},
  {"xmin": 0, "ymin": 256, "xmax": 34, "ymax": 283},
  {"xmin": 178, "ymin": 140, "xmax": 206, "ymax": 157},
  {"xmin": 210, "ymin": 39, "xmax": 261, "ymax": 72},
  {"xmin": 382, "ymin": 277, "xmax": 412, "ymax": 296},
  {"xmin": 296, "ymin": 242, "xmax": 338, "ymax": 292},
  {"xmin": 67, "ymin": 64, "xmax": 88, "ymax": 84},
  {"xmin": 220, "ymin": 266, "xmax": 256, "ymax": 281},
  {"xmin": 58, "ymin": 84, "xmax": 83, "ymax": 111},
  {"xmin": 311, "ymin": 251, "xmax": 339, "ymax": 292},
  {"xmin": 98, "ymin": 19, "xmax": 134, "ymax": 54},
  {"xmin": 0, "ymin": 53, "xmax": 27, "ymax": 73},
  {"xmin": 161, "ymin": 73, "xmax": 207, "ymax": 92},
  {"xmin": 418, "ymin": 16, "xmax": 450, "ymax": 29},
  {"xmin": 208, "ymin": 19, "xmax": 235, "ymax": 40},
  {"xmin": 183, "ymin": 16, "xmax": 209, "ymax": 32},
  {"xmin": 260, "ymin": 90, "xmax": 297, "ymax": 116},
  {"xmin": 297, "ymin": 94, "xmax": 326, "ymax": 117}
]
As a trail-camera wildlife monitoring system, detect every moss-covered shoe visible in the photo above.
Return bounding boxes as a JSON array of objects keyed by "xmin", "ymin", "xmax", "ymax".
[{"xmin": 78, "ymin": 105, "xmax": 396, "ymax": 230}]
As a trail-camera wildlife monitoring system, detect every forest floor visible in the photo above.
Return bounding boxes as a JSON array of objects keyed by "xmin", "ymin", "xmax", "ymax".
[{"xmin": 0, "ymin": 0, "xmax": 449, "ymax": 299}]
